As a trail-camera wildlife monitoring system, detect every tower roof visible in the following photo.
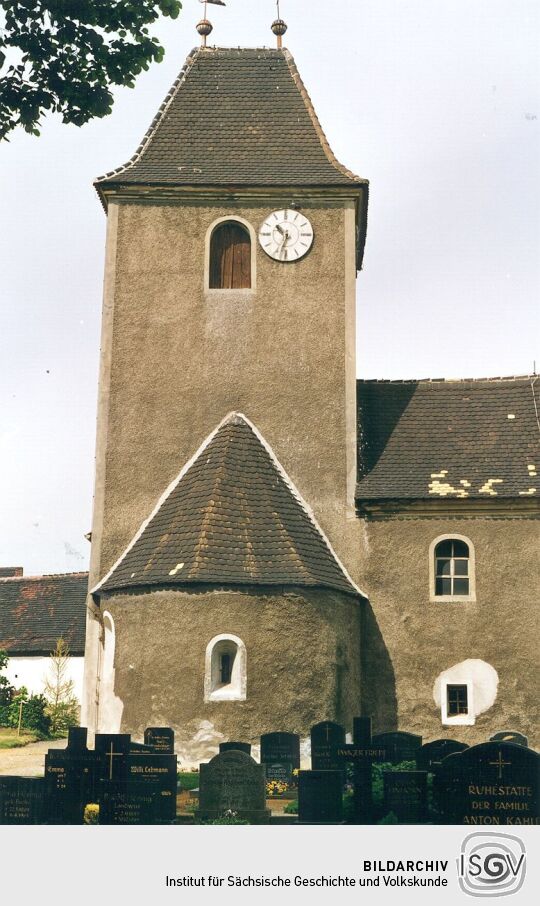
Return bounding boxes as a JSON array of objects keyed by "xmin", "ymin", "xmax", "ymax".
[
  {"xmin": 93, "ymin": 414, "xmax": 362, "ymax": 600},
  {"xmin": 96, "ymin": 47, "xmax": 366, "ymax": 192}
]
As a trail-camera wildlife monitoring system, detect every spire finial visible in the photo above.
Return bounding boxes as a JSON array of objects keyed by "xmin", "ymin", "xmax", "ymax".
[
  {"xmin": 271, "ymin": 0, "xmax": 288, "ymax": 49},
  {"xmin": 197, "ymin": 0, "xmax": 226, "ymax": 48}
]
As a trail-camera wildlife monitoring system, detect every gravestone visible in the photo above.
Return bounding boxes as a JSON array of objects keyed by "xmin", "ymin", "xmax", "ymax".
[
  {"xmin": 260, "ymin": 732, "xmax": 300, "ymax": 771},
  {"xmin": 265, "ymin": 763, "xmax": 293, "ymax": 786},
  {"xmin": 126, "ymin": 752, "xmax": 178, "ymax": 822},
  {"xmin": 198, "ymin": 750, "xmax": 269, "ymax": 823},
  {"xmin": 44, "ymin": 747, "xmax": 100, "ymax": 824},
  {"xmin": 310, "ymin": 721, "xmax": 345, "ymax": 772},
  {"xmin": 436, "ymin": 742, "xmax": 540, "ymax": 825},
  {"xmin": 94, "ymin": 733, "xmax": 131, "ymax": 781},
  {"xmin": 383, "ymin": 771, "xmax": 428, "ymax": 823},
  {"xmin": 334, "ymin": 716, "xmax": 386, "ymax": 821},
  {"xmin": 372, "ymin": 731, "xmax": 422, "ymax": 764},
  {"xmin": 144, "ymin": 727, "xmax": 175, "ymax": 754},
  {"xmin": 98, "ymin": 781, "xmax": 158, "ymax": 825},
  {"xmin": 298, "ymin": 771, "xmax": 343, "ymax": 823},
  {"xmin": 490, "ymin": 731, "xmax": 528, "ymax": 748},
  {"xmin": 219, "ymin": 741, "xmax": 252, "ymax": 755},
  {"xmin": 416, "ymin": 739, "xmax": 469, "ymax": 773},
  {"xmin": 0, "ymin": 777, "xmax": 44, "ymax": 824}
]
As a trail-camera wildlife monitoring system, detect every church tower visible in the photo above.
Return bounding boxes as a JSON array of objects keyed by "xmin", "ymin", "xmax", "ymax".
[{"xmin": 82, "ymin": 40, "xmax": 369, "ymax": 761}]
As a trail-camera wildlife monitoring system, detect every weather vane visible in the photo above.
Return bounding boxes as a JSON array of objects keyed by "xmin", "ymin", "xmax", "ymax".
[
  {"xmin": 271, "ymin": 0, "xmax": 288, "ymax": 48},
  {"xmin": 197, "ymin": 0, "xmax": 226, "ymax": 48}
]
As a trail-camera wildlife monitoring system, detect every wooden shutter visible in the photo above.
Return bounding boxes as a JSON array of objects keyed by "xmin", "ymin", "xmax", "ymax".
[{"xmin": 210, "ymin": 222, "xmax": 251, "ymax": 288}]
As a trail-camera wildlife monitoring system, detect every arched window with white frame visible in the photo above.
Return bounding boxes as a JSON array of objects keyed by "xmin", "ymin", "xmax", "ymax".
[
  {"xmin": 429, "ymin": 534, "xmax": 476, "ymax": 601},
  {"xmin": 204, "ymin": 634, "xmax": 247, "ymax": 702}
]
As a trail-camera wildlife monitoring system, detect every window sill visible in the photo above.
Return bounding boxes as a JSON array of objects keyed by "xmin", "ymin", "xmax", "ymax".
[
  {"xmin": 430, "ymin": 595, "xmax": 476, "ymax": 603},
  {"xmin": 204, "ymin": 288, "xmax": 255, "ymax": 297},
  {"xmin": 206, "ymin": 687, "xmax": 246, "ymax": 703},
  {"xmin": 441, "ymin": 714, "xmax": 475, "ymax": 726}
]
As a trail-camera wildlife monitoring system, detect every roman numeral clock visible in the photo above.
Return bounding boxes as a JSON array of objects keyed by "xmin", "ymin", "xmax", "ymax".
[{"xmin": 258, "ymin": 209, "xmax": 314, "ymax": 261}]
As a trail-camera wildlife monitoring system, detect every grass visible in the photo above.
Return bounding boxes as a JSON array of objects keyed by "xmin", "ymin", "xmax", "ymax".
[
  {"xmin": 0, "ymin": 727, "xmax": 41, "ymax": 749},
  {"xmin": 177, "ymin": 771, "xmax": 199, "ymax": 791}
]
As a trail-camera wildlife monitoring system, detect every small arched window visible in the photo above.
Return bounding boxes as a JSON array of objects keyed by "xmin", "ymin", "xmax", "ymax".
[
  {"xmin": 434, "ymin": 538, "xmax": 471, "ymax": 597},
  {"xmin": 209, "ymin": 221, "xmax": 251, "ymax": 289},
  {"xmin": 204, "ymin": 634, "xmax": 247, "ymax": 702}
]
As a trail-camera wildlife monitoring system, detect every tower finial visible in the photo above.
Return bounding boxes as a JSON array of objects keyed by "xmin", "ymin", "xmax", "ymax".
[
  {"xmin": 197, "ymin": 0, "xmax": 226, "ymax": 48},
  {"xmin": 271, "ymin": 0, "xmax": 288, "ymax": 49}
]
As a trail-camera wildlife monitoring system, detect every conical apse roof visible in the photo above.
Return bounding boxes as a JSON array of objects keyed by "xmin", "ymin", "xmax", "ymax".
[{"xmin": 93, "ymin": 413, "xmax": 361, "ymax": 599}]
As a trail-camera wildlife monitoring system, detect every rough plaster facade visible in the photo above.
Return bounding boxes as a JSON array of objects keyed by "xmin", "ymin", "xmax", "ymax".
[
  {"xmin": 82, "ymin": 47, "xmax": 538, "ymax": 755},
  {"xmin": 99, "ymin": 587, "xmax": 361, "ymax": 765}
]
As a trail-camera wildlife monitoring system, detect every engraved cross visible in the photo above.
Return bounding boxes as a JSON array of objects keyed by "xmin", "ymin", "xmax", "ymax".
[{"xmin": 489, "ymin": 752, "xmax": 511, "ymax": 780}]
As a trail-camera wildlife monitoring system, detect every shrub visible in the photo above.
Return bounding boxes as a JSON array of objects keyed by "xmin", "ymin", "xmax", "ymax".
[
  {"xmin": 284, "ymin": 800, "xmax": 298, "ymax": 814},
  {"xmin": 5, "ymin": 689, "xmax": 51, "ymax": 736}
]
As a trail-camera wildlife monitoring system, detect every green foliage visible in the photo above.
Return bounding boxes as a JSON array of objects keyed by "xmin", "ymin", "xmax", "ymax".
[
  {"xmin": 205, "ymin": 815, "xmax": 250, "ymax": 825},
  {"xmin": 3, "ymin": 687, "xmax": 51, "ymax": 736},
  {"xmin": 0, "ymin": 0, "xmax": 182, "ymax": 139},
  {"xmin": 0, "ymin": 649, "xmax": 16, "ymax": 725},
  {"xmin": 378, "ymin": 811, "xmax": 399, "ymax": 825},
  {"xmin": 177, "ymin": 771, "xmax": 199, "ymax": 791},
  {"xmin": 284, "ymin": 799, "xmax": 298, "ymax": 815},
  {"xmin": 43, "ymin": 638, "xmax": 80, "ymax": 735}
]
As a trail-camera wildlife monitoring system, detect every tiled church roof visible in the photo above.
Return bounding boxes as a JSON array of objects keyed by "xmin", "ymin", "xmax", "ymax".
[
  {"xmin": 93, "ymin": 414, "xmax": 362, "ymax": 599},
  {"xmin": 356, "ymin": 376, "xmax": 540, "ymax": 502},
  {"xmin": 95, "ymin": 47, "xmax": 366, "ymax": 190},
  {"xmin": 0, "ymin": 573, "xmax": 88, "ymax": 655}
]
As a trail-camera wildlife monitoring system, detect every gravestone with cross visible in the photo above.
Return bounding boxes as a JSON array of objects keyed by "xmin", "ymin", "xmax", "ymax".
[
  {"xmin": 44, "ymin": 727, "xmax": 100, "ymax": 824},
  {"xmin": 144, "ymin": 727, "xmax": 175, "ymax": 754},
  {"xmin": 310, "ymin": 721, "xmax": 346, "ymax": 772},
  {"xmin": 416, "ymin": 739, "xmax": 469, "ymax": 773},
  {"xmin": 94, "ymin": 733, "xmax": 131, "ymax": 781},
  {"xmin": 436, "ymin": 741, "xmax": 540, "ymax": 825},
  {"xmin": 334, "ymin": 716, "xmax": 386, "ymax": 821},
  {"xmin": 260, "ymin": 732, "xmax": 301, "ymax": 772}
]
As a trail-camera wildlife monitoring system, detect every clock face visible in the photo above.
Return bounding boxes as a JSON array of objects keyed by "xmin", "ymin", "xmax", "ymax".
[{"xmin": 258, "ymin": 209, "xmax": 314, "ymax": 261}]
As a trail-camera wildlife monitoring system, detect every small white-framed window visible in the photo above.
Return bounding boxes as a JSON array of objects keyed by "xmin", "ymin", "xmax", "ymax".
[
  {"xmin": 204, "ymin": 633, "xmax": 247, "ymax": 702},
  {"xmin": 204, "ymin": 216, "xmax": 257, "ymax": 292},
  {"xmin": 441, "ymin": 679, "xmax": 474, "ymax": 726},
  {"xmin": 429, "ymin": 534, "xmax": 476, "ymax": 602}
]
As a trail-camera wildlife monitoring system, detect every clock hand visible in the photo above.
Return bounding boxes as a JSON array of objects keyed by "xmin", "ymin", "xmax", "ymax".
[{"xmin": 275, "ymin": 224, "xmax": 285, "ymax": 236}]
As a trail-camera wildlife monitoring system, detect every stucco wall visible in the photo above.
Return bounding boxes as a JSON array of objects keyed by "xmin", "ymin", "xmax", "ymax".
[
  {"xmin": 357, "ymin": 517, "xmax": 539, "ymax": 748},
  {"xmin": 94, "ymin": 197, "xmax": 357, "ymax": 582},
  {"xmin": 100, "ymin": 587, "xmax": 361, "ymax": 766}
]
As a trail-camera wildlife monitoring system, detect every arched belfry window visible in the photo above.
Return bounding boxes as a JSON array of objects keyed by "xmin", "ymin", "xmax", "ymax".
[
  {"xmin": 429, "ymin": 534, "xmax": 476, "ymax": 601},
  {"xmin": 204, "ymin": 634, "xmax": 247, "ymax": 702},
  {"xmin": 209, "ymin": 221, "xmax": 251, "ymax": 289}
]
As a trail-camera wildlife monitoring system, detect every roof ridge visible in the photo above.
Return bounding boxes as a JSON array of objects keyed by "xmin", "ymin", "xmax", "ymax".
[
  {"xmin": 0, "ymin": 571, "xmax": 89, "ymax": 583},
  {"xmin": 357, "ymin": 374, "xmax": 536, "ymax": 384}
]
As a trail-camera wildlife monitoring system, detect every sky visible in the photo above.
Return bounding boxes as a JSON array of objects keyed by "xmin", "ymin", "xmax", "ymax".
[{"xmin": 0, "ymin": 1, "xmax": 538, "ymax": 577}]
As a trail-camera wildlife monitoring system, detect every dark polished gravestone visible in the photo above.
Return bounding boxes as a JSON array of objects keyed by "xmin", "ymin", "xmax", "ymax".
[
  {"xmin": 0, "ymin": 777, "xmax": 44, "ymax": 824},
  {"xmin": 490, "ymin": 731, "xmax": 528, "ymax": 748},
  {"xmin": 144, "ymin": 727, "xmax": 175, "ymax": 754},
  {"xmin": 310, "ymin": 721, "xmax": 346, "ymax": 772},
  {"xmin": 264, "ymin": 762, "xmax": 293, "ymax": 786},
  {"xmin": 98, "ymin": 782, "xmax": 158, "ymax": 825},
  {"xmin": 298, "ymin": 770, "xmax": 343, "ymax": 823},
  {"xmin": 260, "ymin": 732, "xmax": 301, "ymax": 772},
  {"xmin": 383, "ymin": 771, "xmax": 428, "ymax": 823},
  {"xmin": 125, "ymin": 752, "xmax": 178, "ymax": 822},
  {"xmin": 335, "ymin": 716, "xmax": 386, "ymax": 822},
  {"xmin": 44, "ymin": 728, "xmax": 100, "ymax": 824},
  {"xmin": 219, "ymin": 741, "xmax": 252, "ymax": 755},
  {"xmin": 197, "ymin": 750, "xmax": 270, "ymax": 823},
  {"xmin": 94, "ymin": 733, "xmax": 132, "ymax": 781},
  {"xmin": 416, "ymin": 739, "xmax": 469, "ymax": 773},
  {"xmin": 372, "ymin": 731, "xmax": 422, "ymax": 764},
  {"xmin": 436, "ymin": 742, "xmax": 540, "ymax": 826}
]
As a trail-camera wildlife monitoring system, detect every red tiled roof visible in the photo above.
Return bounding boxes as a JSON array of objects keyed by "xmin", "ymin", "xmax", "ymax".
[{"xmin": 0, "ymin": 573, "xmax": 88, "ymax": 655}]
